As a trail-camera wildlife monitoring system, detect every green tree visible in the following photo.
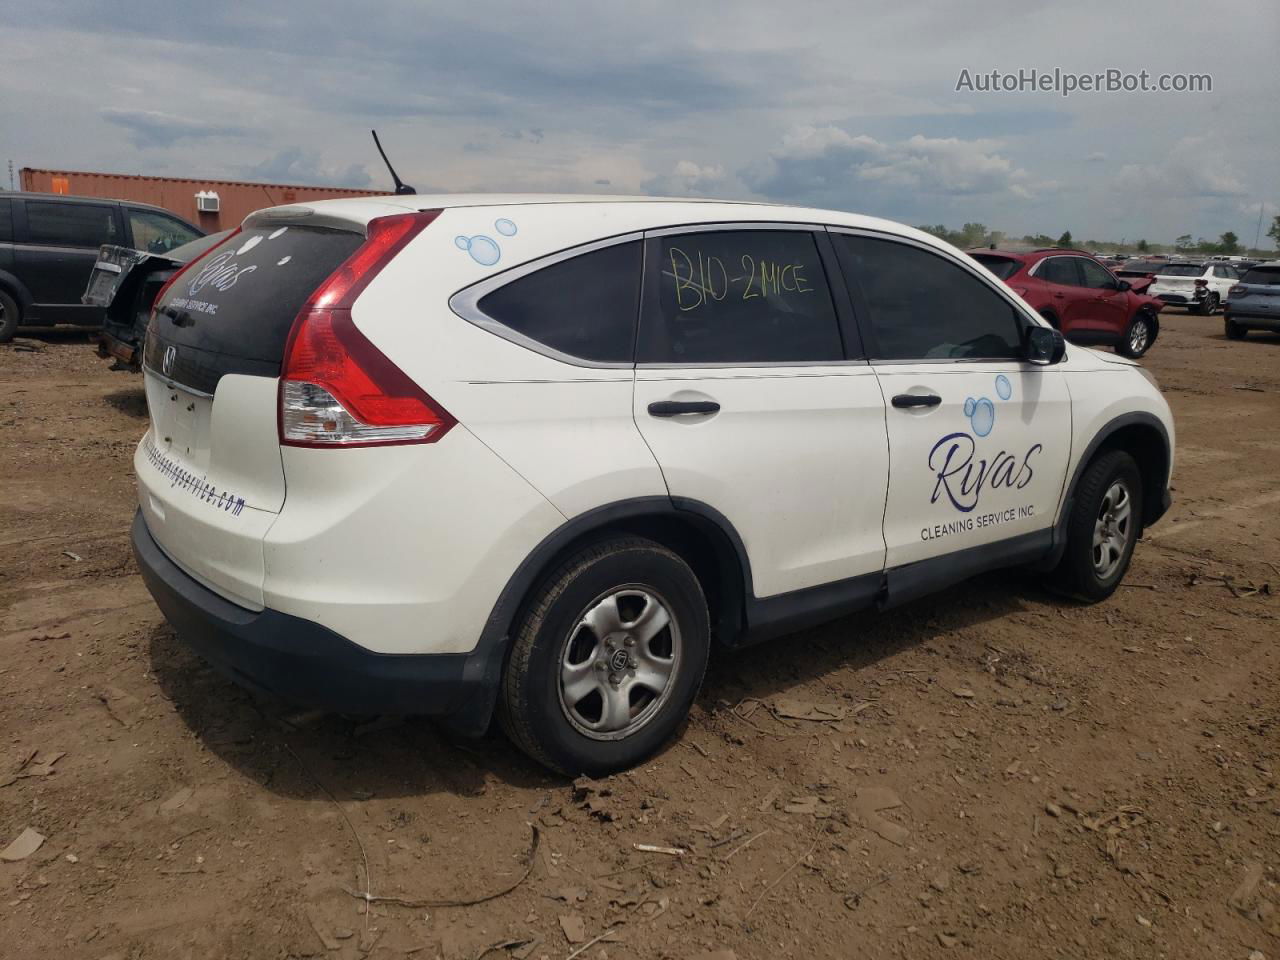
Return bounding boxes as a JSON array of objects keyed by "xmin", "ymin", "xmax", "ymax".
[
  {"xmin": 1136, "ymin": 239, "xmax": 1149, "ymax": 253},
  {"xmin": 1174, "ymin": 234, "xmax": 1193, "ymax": 252},
  {"xmin": 1056, "ymin": 231, "xmax": 1073, "ymax": 248},
  {"xmin": 1267, "ymin": 215, "xmax": 1280, "ymax": 250},
  {"xmin": 1024, "ymin": 233, "xmax": 1055, "ymax": 247},
  {"xmin": 1218, "ymin": 232, "xmax": 1239, "ymax": 255}
]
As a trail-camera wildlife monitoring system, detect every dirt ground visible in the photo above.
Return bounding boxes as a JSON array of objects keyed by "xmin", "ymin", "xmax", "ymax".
[{"xmin": 1, "ymin": 311, "xmax": 1277, "ymax": 960}]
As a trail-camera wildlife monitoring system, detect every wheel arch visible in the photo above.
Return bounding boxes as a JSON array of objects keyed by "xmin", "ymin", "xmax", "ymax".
[
  {"xmin": 461, "ymin": 497, "xmax": 750, "ymax": 728},
  {"xmin": 0, "ymin": 269, "xmax": 32, "ymax": 315},
  {"xmin": 1062, "ymin": 413, "xmax": 1171, "ymax": 531}
]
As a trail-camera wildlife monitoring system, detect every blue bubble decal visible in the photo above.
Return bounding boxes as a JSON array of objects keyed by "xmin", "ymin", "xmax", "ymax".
[
  {"xmin": 963, "ymin": 397, "xmax": 976, "ymax": 418},
  {"xmin": 962, "ymin": 396, "xmax": 993, "ymax": 437},
  {"xmin": 995, "ymin": 374, "xmax": 1012, "ymax": 401},
  {"xmin": 495, "ymin": 218, "xmax": 517, "ymax": 237},
  {"xmin": 455, "ymin": 234, "xmax": 501, "ymax": 266}
]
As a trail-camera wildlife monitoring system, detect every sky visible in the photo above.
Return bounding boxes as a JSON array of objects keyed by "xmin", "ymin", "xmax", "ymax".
[{"xmin": 1, "ymin": 0, "xmax": 1276, "ymax": 247}]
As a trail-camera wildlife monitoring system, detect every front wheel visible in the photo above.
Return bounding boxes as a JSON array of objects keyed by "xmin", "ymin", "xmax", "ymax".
[
  {"xmin": 1049, "ymin": 450, "xmax": 1144, "ymax": 602},
  {"xmin": 499, "ymin": 537, "xmax": 709, "ymax": 776},
  {"xmin": 1224, "ymin": 317, "xmax": 1247, "ymax": 340},
  {"xmin": 1117, "ymin": 312, "xmax": 1154, "ymax": 358}
]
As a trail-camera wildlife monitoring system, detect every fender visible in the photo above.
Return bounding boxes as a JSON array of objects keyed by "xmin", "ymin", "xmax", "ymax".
[
  {"xmin": 1038, "ymin": 411, "xmax": 1172, "ymax": 570},
  {"xmin": 453, "ymin": 496, "xmax": 751, "ymax": 734}
]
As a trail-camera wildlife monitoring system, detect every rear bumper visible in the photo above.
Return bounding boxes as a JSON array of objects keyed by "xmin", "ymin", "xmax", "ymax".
[
  {"xmin": 95, "ymin": 330, "xmax": 140, "ymax": 367},
  {"xmin": 131, "ymin": 510, "xmax": 499, "ymax": 730},
  {"xmin": 1226, "ymin": 311, "xmax": 1280, "ymax": 329},
  {"xmin": 1154, "ymin": 291, "xmax": 1202, "ymax": 305}
]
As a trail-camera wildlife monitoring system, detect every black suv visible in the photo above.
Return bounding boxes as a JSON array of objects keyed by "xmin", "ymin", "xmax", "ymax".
[{"xmin": 0, "ymin": 192, "xmax": 203, "ymax": 342}]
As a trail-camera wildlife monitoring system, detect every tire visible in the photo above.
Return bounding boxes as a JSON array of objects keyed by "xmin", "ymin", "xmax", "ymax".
[
  {"xmin": 0, "ymin": 289, "xmax": 19, "ymax": 344},
  {"xmin": 1117, "ymin": 312, "xmax": 1155, "ymax": 358},
  {"xmin": 499, "ymin": 537, "xmax": 709, "ymax": 776},
  {"xmin": 1049, "ymin": 450, "xmax": 1144, "ymax": 602},
  {"xmin": 1197, "ymin": 293, "xmax": 1219, "ymax": 316},
  {"xmin": 1224, "ymin": 317, "xmax": 1247, "ymax": 340}
]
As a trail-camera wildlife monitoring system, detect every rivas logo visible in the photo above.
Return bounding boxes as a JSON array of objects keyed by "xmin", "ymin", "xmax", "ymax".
[{"xmin": 928, "ymin": 374, "xmax": 1043, "ymax": 514}]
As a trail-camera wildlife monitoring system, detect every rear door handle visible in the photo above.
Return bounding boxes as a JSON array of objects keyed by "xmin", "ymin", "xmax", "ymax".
[
  {"xmin": 891, "ymin": 393, "xmax": 942, "ymax": 409},
  {"xmin": 647, "ymin": 400, "xmax": 720, "ymax": 417}
]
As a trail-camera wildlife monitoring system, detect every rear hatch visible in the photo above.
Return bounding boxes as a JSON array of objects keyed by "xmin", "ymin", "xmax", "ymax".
[
  {"xmin": 1231, "ymin": 265, "xmax": 1280, "ymax": 314},
  {"xmin": 1151, "ymin": 264, "xmax": 1203, "ymax": 294},
  {"xmin": 137, "ymin": 215, "xmax": 365, "ymax": 606}
]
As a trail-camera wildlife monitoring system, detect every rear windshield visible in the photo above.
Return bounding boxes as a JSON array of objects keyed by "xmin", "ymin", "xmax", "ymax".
[
  {"xmin": 1158, "ymin": 264, "xmax": 1205, "ymax": 277},
  {"xmin": 1241, "ymin": 266, "xmax": 1280, "ymax": 285},
  {"xmin": 969, "ymin": 254, "xmax": 1022, "ymax": 280},
  {"xmin": 146, "ymin": 224, "xmax": 363, "ymax": 392}
]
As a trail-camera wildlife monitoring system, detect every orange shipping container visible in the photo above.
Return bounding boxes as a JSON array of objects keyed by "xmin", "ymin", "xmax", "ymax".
[{"xmin": 19, "ymin": 168, "xmax": 385, "ymax": 233}]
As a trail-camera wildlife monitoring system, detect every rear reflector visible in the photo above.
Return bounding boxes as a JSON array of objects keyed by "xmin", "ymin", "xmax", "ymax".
[{"xmin": 279, "ymin": 210, "xmax": 454, "ymax": 448}]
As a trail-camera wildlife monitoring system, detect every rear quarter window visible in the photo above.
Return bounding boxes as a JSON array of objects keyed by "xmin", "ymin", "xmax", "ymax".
[
  {"xmin": 472, "ymin": 240, "xmax": 642, "ymax": 363},
  {"xmin": 970, "ymin": 255, "xmax": 1022, "ymax": 280}
]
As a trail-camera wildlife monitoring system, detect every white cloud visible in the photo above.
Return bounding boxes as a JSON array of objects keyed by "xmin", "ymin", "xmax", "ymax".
[
  {"xmin": 641, "ymin": 160, "xmax": 730, "ymax": 197},
  {"xmin": 742, "ymin": 126, "xmax": 1058, "ymax": 205},
  {"xmin": 1115, "ymin": 137, "xmax": 1248, "ymax": 200}
]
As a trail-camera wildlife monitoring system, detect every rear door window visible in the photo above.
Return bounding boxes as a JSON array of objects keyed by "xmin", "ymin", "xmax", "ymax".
[
  {"xmin": 25, "ymin": 200, "xmax": 120, "ymax": 247},
  {"xmin": 147, "ymin": 224, "xmax": 363, "ymax": 392},
  {"xmin": 836, "ymin": 233, "xmax": 1023, "ymax": 361},
  {"xmin": 1038, "ymin": 257, "xmax": 1081, "ymax": 286},
  {"xmin": 1078, "ymin": 258, "xmax": 1118, "ymax": 289},
  {"xmin": 639, "ymin": 229, "xmax": 843, "ymax": 364},
  {"xmin": 474, "ymin": 240, "xmax": 641, "ymax": 363}
]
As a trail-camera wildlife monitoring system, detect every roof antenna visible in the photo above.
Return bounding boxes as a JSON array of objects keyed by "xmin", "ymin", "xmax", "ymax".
[{"xmin": 371, "ymin": 129, "xmax": 415, "ymax": 195}]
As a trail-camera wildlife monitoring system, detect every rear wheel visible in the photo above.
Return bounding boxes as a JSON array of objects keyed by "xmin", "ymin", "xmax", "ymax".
[
  {"xmin": 1197, "ymin": 293, "xmax": 1219, "ymax": 316},
  {"xmin": 1117, "ymin": 312, "xmax": 1154, "ymax": 358},
  {"xmin": 0, "ymin": 289, "xmax": 19, "ymax": 343},
  {"xmin": 499, "ymin": 537, "xmax": 709, "ymax": 775},
  {"xmin": 1049, "ymin": 450, "xmax": 1144, "ymax": 602},
  {"xmin": 1224, "ymin": 317, "xmax": 1247, "ymax": 340}
]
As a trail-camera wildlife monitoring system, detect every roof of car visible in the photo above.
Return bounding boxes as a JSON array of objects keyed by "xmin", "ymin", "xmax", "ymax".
[{"xmin": 1, "ymin": 190, "xmax": 190, "ymax": 219}]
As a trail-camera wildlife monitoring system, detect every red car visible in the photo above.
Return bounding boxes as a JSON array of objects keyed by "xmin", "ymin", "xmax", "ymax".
[{"xmin": 968, "ymin": 248, "xmax": 1165, "ymax": 358}]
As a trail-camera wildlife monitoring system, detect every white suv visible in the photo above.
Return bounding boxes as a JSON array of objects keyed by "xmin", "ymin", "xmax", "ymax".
[
  {"xmin": 1148, "ymin": 260, "xmax": 1238, "ymax": 315},
  {"xmin": 131, "ymin": 196, "xmax": 1174, "ymax": 774}
]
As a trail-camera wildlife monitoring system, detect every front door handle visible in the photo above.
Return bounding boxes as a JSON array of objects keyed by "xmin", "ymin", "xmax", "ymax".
[
  {"xmin": 891, "ymin": 393, "xmax": 942, "ymax": 409},
  {"xmin": 647, "ymin": 400, "xmax": 720, "ymax": 417}
]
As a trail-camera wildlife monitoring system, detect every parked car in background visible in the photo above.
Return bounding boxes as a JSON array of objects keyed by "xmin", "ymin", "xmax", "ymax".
[
  {"xmin": 129, "ymin": 196, "xmax": 1173, "ymax": 774},
  {"xmin": 968, "ymin": 248, "xmax": 1164, "ymax": 357},
  {"xmin": 1224, "ymin": 261, "xmax": 1280, "ymax": 339},
  {"xmin": 85, "ymin": 231, "xmax": 230, "ymax": 369},
  {"xmin": 1113, "ymin": 259, "xmax": 1163, "ymax": 294},
  {"xmin": 1148, "ymin": 261, "xmax": 1238, "ymax": 315},
  {"xmin": 0, "ymin": 192, "xmax": 203, "ymax": 342}
]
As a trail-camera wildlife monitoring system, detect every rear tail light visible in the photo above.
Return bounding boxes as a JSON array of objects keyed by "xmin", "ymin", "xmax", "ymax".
[
  {"xmin": 279, "ymin": 210, "xmax": 454, "ymax": 448},
  {"xmin": 1228, "ymin": 284, "xmax": 1245, "ymax": 298},
  {"xmin": 1194, "ymin": 278, "xmax": 1208, "ymax": 287}
]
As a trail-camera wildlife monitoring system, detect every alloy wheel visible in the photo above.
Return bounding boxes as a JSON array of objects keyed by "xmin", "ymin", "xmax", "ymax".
[
  {"xmin": 1092, "ymin": 480, "xmax": 1133, "ymax": 579},
  {"xmin": 557, "ymin": 587, "xmax": 681, "ymax": 741}
]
